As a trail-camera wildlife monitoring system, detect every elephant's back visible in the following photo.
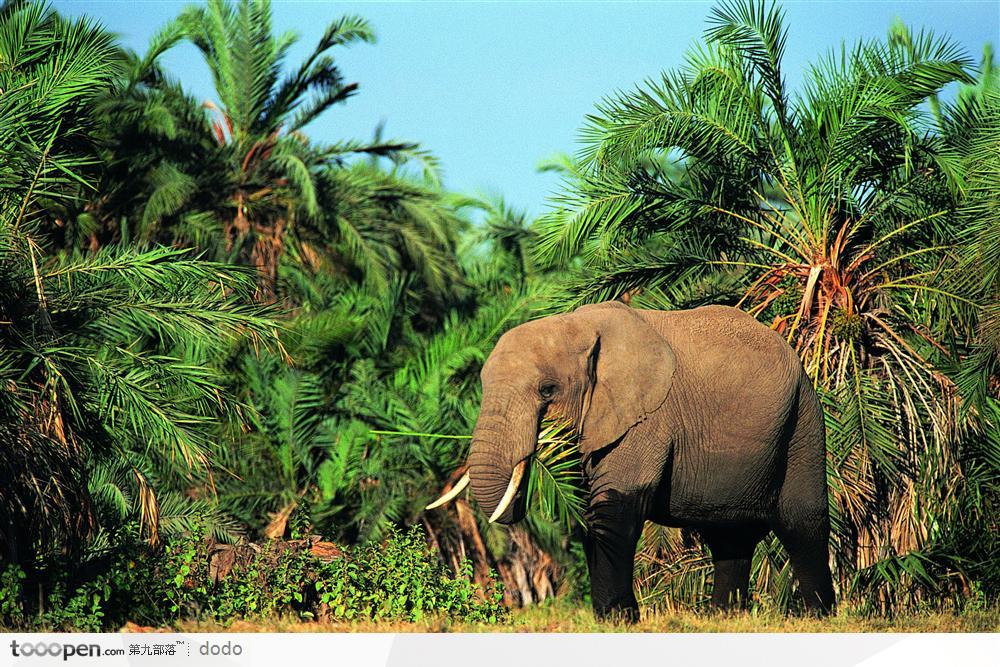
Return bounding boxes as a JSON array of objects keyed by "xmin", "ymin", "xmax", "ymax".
[
  {"xmin": 638, "ymin": 305, "xmax": 805, "ymax": 522},
  {"xmin": 636, "ymin": 307, "xmax": 802, "ymax": 420},
  {"xmin": 639, "ymin": 305, "xmax": 800, "ymax": 377},
  {"xmin": 642, "ymin": 305, "xmax": 794, "ymax": 357}
]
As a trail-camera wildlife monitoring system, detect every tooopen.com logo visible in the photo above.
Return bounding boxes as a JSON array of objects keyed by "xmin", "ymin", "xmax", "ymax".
[{"xmin": 10, "ymin": 640, "xmax": 125, "ymax": 661}]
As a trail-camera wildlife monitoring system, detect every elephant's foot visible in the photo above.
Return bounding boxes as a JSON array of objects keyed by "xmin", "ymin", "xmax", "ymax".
[
  {"xmin": 590, "ymin": 581, "xmax": 640, "ymax": 624},
  {"xmin": 707, "ymin": 590, "xmax": 750, "ymax": 613},
  {"xmin": 593, "ymin": 601, "xmax": 640, "ymax": 624},
  {"xmin": 795, "ymin": 588, "xmax": 835, "ymax": 616},
  {"xmin": 773, "ymin": 521, "xmax": 836, "ymax": 617}
]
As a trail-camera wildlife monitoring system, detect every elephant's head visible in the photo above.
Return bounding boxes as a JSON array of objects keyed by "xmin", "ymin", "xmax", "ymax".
[{"xmin": 452, "ymin": 301, "xmax": 676, "ymax": 525}]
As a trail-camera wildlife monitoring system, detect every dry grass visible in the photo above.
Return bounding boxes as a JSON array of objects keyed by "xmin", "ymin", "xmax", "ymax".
[{"xmin": 171, "ymin": 602, "xmax": 999, "ymax": 633}]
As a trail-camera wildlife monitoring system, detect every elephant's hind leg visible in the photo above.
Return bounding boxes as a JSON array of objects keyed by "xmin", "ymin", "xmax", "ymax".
[
  {"xmin": 701, "ymin": 525, "xmax": 766, "ymax": 611},
  {"xmin": 773, "ymin": 518, "xmax": 835, "ymax": 614},
  {"xmin": 774, "ymin": 381, "xmax": 835, "ymax": 614}
]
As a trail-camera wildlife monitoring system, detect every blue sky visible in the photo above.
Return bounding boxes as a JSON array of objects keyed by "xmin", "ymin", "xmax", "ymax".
[{"xmin": 56, "ymin": 1, "xmax": 999, "ymax": 215}]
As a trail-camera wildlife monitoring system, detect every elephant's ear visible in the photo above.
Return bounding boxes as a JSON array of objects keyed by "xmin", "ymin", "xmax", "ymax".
[{"xmin": 573, "ymin": 301, "xmax": 675, "ymax": 455}]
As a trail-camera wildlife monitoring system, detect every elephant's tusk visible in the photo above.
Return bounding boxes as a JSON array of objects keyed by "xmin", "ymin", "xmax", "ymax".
[
  {"xmin": 425, "ymin": 472, "xmax": 471, "ymax": 510},
  {"xmin": 488, "ymin": 460, "xmax": 527, "ymax": 523}
]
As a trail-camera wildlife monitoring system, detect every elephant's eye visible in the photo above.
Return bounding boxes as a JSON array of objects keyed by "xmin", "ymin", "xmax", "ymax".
[{"xmin": 539, "ymin": 383, "xmax": 558, "ymax": 399}]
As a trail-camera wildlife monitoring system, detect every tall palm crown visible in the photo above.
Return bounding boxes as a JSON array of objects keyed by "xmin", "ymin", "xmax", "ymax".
[
  {"xmin": 0, "ymin": 0, "xmax": 119, "ymax": 225},
  {"xmin": 86, "ymin": 0, "xmax": 465, "ymax": 307},
  {"xmin": 537, "ymin": 0, "xmax": 994, "ymax": 596},
  {"xmin": 170, "ymin": 0, "xmax": 376, "ymax": 289}
]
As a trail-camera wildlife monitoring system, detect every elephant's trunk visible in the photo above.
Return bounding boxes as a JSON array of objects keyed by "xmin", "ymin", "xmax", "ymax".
[{"xmin": 466, "ymin": 393, "xmax": 537, "ymax": 524}]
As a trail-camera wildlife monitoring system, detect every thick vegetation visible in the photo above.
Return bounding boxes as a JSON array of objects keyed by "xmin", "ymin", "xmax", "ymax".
[
  {"xmin": 0, "ymin": 0, "xmax": 996, "ymax": 630},
  {"xmin": 0, "ymin": 526, "xmax": 504, "ymax": 630}
]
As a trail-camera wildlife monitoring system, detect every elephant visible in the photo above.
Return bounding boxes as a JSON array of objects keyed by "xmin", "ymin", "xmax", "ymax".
[{"xmin": 427, "ymin": 300, "xmax": 835, "ymax": 621}]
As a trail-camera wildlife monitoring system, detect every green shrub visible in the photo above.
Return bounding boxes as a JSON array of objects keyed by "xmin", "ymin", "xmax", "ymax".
[
  {"xmin": 0, "ymin": 566, "xmax": 26, "ymax": 628},
  {"xmin": 315, "ymin": 528, "xmax": 505, "ymax": 623},
  {"xmin": 0, "ymin": 525, "xmax": 506, "ymax": 630},
  {"xmin": 1, "ymin": 561, "xmax": 125, "ymax": 631}
]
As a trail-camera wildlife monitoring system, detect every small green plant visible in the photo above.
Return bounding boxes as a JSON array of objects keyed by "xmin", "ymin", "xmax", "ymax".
[
  {"xmin": 36, "ymin": 580, "xmax": 109, "ymax": 632},
  {"xmin": 0, "ymin": 565, "xmax": 26, "ymax": 628}
]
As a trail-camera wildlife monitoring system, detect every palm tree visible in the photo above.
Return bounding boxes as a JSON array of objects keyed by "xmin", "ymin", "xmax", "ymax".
[
  {"xmin": 76, "ymin": 24, "xmax": 230, "ymax": 253},
  {"xmin": 167, "ymin": 0, "xmax": 464, "ymax": 299},
  {"xmin": 935, "ymin": 45, "xmax": 1000, "ymax": 597},
  {"xmin": 78, "ymin": 0, "xmax": 467, "ymax": 308},
  {"xmin": 536, "ymin": 0, "xmax": 995, "ymax": 607},
  {"xmin": 304, "ymin": 160, "xmax": 468, "ymax": 312},
  {"xmin": 0, "ymin": 0, "xmax": 282, "ymax": 562},
  {"xmin": 167, "ymin": 0, "xmax": 360, "ymax": 289},
  {"xmin": 0, "ymin": 0, "xmax": 120, "ymax": 562},
  {"xmin": 943, "ymin": 46, "xmax": 1000, "ymax": 410},
  {"xmin": 44, "ymin": 0, "xmax": 472, "ymax": 558},
  {"xmin": 0, "ymin": 0, "xmax": 120, "ymax": 227},
  {"xmin": 458, "ymin": 196, "xmax": 539, "ymax": 291}
]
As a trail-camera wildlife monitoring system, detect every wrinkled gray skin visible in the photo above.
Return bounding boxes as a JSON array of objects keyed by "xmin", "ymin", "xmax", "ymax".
[{"xmin": 467, "ymin": 301, "xmax": 834, "ymax": 620}]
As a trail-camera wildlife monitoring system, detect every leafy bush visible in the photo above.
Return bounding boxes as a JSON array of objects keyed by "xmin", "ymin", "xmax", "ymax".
[
  {"xmin": 0, "ymin": 561, "xmax": 120, "ymax": 632},
  {"xmin": 315, "ymin": 529, "xmax": 505, "ymax": 622},
  {"xmin": 0, "ymin": 526, "xmax": 506, "ymax": 630},
  {"xmin": 0, "ymin": 566, "xmax": 26, "ymax": 628}
]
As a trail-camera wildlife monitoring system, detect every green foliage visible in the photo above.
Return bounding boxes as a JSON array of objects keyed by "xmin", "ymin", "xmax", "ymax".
[
  {"xmin": 526, "ymin": 420, "xmax": 587, "ymax": 532},
  {"xmin": 0, "ymin": 566, "xmax": 27, "ymax": 628},
  {"xmin": 82, "ymin": 0, "xmax": 464, "ymax": 303},
  {"xmin": 315, "ymin": 528, "xmax": 505, "ymax": 623},
  {"xmin": 0, "ymin": 526, "xmax": 506, "ymax": 630},
  {"xmin": 0, "ymin": 225, "xmax": 281, "ymax": 551},
  {"xmin": 1, "ymin": 0, "xmax": 995, "ymax": 625},
  {"xmin": 0, "ymin": 0, "xmax": 122, "ymax": 224}
]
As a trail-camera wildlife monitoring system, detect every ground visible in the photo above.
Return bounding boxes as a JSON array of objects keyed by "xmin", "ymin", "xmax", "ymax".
[{"xmin": 164, "ymin": 602, "xmax": 1000, "ymax": 633}]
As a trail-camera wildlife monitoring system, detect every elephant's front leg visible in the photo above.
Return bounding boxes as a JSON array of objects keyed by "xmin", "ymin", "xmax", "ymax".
[{"xmin": 584, "ymin": 489, "xmax": 644, "ymax": 622}]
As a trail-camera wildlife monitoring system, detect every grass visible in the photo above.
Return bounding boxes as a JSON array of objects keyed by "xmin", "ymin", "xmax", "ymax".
[{"xmin": 168, "ymin": 601, "xmax": 1000, "ymax": 633}]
